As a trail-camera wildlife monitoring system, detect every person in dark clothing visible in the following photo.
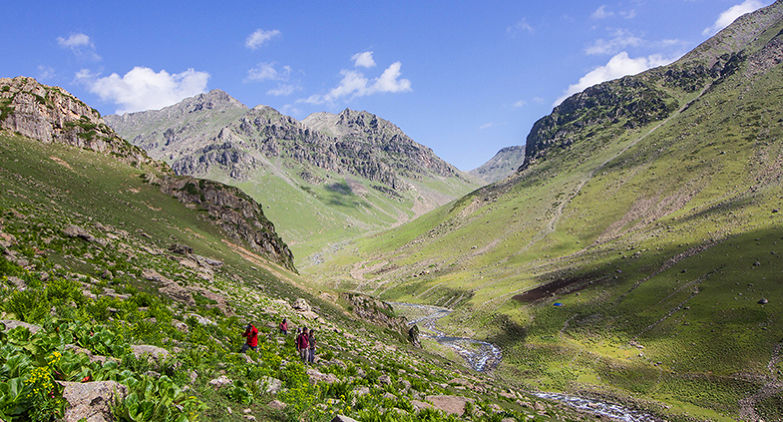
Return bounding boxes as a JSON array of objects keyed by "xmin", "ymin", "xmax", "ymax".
[
  {"xmin": 279, "ymin": 318, "xmax": 288, "ymax": 335},
  {"xmin": 296, "ymin": 327, "xmax": 309, "ymax": 362},
  {"xmin": 307, "ymin": 329, "xmax": 316, "ymax": 364},
  {"xmin": 241, "ymin": 323, "xmax": 258, "ymax": 353}
]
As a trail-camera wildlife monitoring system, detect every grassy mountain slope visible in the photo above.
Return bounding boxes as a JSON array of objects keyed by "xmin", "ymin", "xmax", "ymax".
[
  {"xmin": 0, "ymin": 79, "xmax": 583, "ymax": 421},
  {"xmin": 106, "ymin": 97, "xmax": 480, "ymax": 266},
  {"xmin": 312, "ymin": 3, "xmax": 783, "ymax": 420}
]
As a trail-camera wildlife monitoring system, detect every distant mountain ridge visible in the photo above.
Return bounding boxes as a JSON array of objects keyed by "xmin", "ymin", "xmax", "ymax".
[
  {"xmin": 469, "ymin": 145, "xmax": 525, "ymax": 183},
  {"xmin": 105, "ymin": 93, "xmax": 480, "ymax": 262},
  {"xmin": 106, "ymin": 93, "xmax": 468, "ymax": 189}
]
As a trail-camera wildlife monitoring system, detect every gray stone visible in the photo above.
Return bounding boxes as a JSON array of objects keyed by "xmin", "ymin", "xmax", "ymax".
[
  {"xmin": 209, "ymin": 375, "xmax": 233, "ymax": 388},
  {"xmin": 306, "ymin": 368, "xmax": 339, "ymax": 384},
  {"xmin": 259, "ymin": 376, "xmax": 283, "ymax": 394},
  {"xmin": 292, "ymin": 298, "xmax": 311, "ymax": 312},
  {"xmin": 61, "ymin": 380, "xmax": 127, "ymax": 422},
  {"xmin": 63, "ymin": 225, "xmax": 95, "ymax": 242},
  {"xmin": 268, "ymin": 399, "xmax": 287, "ymax": 410},
  {"xmin": 0, "ymin": 319, "xmax": 42, "ymax": 334},
  {"xmin": 130, "ymin": 345, "xmax": 170, "ymax": 362},
  {"xmin": 425, "ymin": 395, "xmax": 471, "ymax": 416},
  {"xmin": 331, "ymin": 416, "xmax": 359, "ymax": 422}
]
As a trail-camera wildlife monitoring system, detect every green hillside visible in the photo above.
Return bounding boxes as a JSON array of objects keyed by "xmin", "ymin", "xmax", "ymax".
[
  {"xmin": 0, "ymin": 78, "xmax": 581, "ymax": 421},
  {"xmin": 311, "ymin": 3, "xmax": 783, "ymax": 420}
]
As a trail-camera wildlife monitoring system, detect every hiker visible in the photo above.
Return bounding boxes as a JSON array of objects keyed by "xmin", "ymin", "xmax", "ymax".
[
  {"xmin": 296, "ymin": 327, "xmax": 309, "ymax": 362},
  {"xmin": 295, "ymin": 327, "xmax": 302, "ymax": 356},
  {"xmin": 308, "ymin": 329, "xmax": 316, "ymax": 364},
  {"xmin": 240, "ymin": 322, "xmax": 258, "ymax": 353},
  {"xmin": 279, "ymin": 318, "xmax": 288, "ymax": 335}
]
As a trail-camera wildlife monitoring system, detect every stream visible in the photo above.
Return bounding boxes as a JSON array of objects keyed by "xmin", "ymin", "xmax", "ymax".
[
  {"xmin": 390, "ymin": 302, "xmax": 660, "ymax": 422},
  {"xmin": 390, "ymin": 302, "xmax": 502, "ymax": 372}
]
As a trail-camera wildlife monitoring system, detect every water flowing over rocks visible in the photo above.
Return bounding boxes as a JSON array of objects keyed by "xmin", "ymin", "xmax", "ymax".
[{"xmin": 391, "ymin": 302, "xmax": 502, "ymax": 372}]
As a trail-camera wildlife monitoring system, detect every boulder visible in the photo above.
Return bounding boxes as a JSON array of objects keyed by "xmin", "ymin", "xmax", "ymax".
[
  {"xmin": 63, "ymin": 225, "xmax": 95, "ymax": 242},
  {"xmin": 130, "ymin": 345, "xmax": 170, "ymax": 362},
  {"xmin": 292, "ymin": 298, "xmax": 311, "ymax": 312},
  {"xmin": 61, "ymin": 380, "xmax": 127, "ymax": 422},
  {"xmin": 268, "ymin": 399, "xmax": 287, "ymax": 410},
  {"xmin": 185, "ymin": 313, "xmax": 216, "ymax": 326},
  {"xmin": 306, "ymin": 368, "xmax": 339, "ymax": 384},
  {"xmin": 353, "ymin": 386, "xmax": 370, "ymax": 396},
  {"xmin": 259, "ymin": 376, "xmax": 283, "ymax": 394},
  {"xmin": 64, "ymin": 344, "xmax": 115, "ymax": 364},
  {"xmin": 141, "ymin": 269, "xmax": 195, "ymax": 306},
  {"xmin": 0, "ymin": 319, "xmax": 42, "ymax": 334},
  {"xmin": 331, "ymin": 416, "xmax": 359, "ymax": 422},
  {"xmin": 378, "ymin": 375, "xmax": 392, "ymax": 385},
  {"xmin": 209, "ymin": 375, "xmax": 233, "ymax": 388},
  {"xmin": 411, "ymin": 400, "xmax": 434, "ymax": 411},
  {"xmin": 168, "ymin": 243, "xmax": 193, "ymax": 255},
  {"xmin": 425, "ymin": 395, "xmax": 471, "ymax": 416}
]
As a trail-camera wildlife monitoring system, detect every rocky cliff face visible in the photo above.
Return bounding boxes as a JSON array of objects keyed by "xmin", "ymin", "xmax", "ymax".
[
  {"xmin": 340, "ymin": 292, "xmax": 409, "ymax": 337},
  {"xmin": 152, "ymin": 175, "xmax": 296, "ymax": 271},
  {"xmin": 108, "ymin": 97, "xmax": 469, "ymax": 192},
  {"xmin": 0, "ymin": 77, "xmax": 152, "ymax": 165}
]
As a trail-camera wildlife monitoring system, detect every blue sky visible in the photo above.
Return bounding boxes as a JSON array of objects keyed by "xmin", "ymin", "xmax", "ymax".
[{"xmin": 1, "ymin": 0, "xmax": 773, "ymax": 170}]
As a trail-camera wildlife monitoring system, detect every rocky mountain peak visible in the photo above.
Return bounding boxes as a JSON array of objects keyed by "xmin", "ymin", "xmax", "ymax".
[
  {"xmin": 0, "ymin": 76, "xmax": 154, "ymax": 166},
  {"xmin": 182, "ymin": 89, "xmax": 246, "ymax": 113}
]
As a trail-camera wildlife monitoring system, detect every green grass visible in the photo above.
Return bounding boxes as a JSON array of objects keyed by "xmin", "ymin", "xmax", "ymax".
[{"xmin": 309, "ymin": 26, "xmax": 783, "ymax": 420}]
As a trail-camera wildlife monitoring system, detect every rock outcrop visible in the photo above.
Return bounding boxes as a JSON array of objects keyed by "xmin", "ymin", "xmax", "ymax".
[
  {"xmin": 0, "ymin": 77, "xmax": 153, "ymax": 166},
  {"xmin": 340, "ymin": 292, "xmax": 409, "ymax": 338},
  {"xmin": 61, "ymin": 380, "xmax": 128, "ymax": 422},
  {"xmin": 155, "ymin": 175, "xmax": 295, "ymax": 271}
]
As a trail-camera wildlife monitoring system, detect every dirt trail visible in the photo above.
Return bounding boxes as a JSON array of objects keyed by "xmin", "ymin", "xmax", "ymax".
[{"xmin": 738, "ymin": 341, "xmax": 783, "ymax": 421}]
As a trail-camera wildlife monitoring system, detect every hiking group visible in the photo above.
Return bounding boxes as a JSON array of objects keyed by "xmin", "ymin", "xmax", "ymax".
[{"xmin": 240, "ymin": 318, "xmax": 317, "ymax": 364}]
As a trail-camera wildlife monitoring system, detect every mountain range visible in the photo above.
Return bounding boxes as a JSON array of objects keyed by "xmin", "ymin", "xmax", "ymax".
[
  {"xmin": 105, "ymin": 94, "xmax": 481, "ymax": 265},
  {"xmin": 0, "ymin": 75, "xmax": 575, "ymax": 422}
]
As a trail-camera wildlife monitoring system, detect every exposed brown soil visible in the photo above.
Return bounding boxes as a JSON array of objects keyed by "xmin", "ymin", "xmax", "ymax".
[{"xmin": 512, "ymin": 272, "xmax": 607, "ymax": 303}]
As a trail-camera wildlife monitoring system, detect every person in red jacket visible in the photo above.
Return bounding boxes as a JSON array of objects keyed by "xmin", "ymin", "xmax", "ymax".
[
  {"xmin": 279, "ymin": 318, "xmax": 288, "ymax": 335},
  {"xmin": 241, "ymin": 322, "xmax": 258, "ymax": 353},
  {"xmin": 296, "ymin": 327, "xmax": 309, "ymax": 361}
]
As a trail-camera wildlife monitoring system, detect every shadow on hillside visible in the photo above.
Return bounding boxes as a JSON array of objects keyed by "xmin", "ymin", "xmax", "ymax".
[{"xmin": 485, "ymin": 313, "xmax": 528, "ymax": 348}]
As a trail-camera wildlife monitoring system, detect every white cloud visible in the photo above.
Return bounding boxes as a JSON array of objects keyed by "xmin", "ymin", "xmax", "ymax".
[
  {"xmin": 591, "ymin": 5, "xmax": 613, "ymax": 19},
  {"xmin": 57, "ymin": 33, "xmax": 100, "ymax": 60},
  {"xmin": 246, "ymin": 62, "xmax": 291, "ymax": 81},
  {"xmin": 703, "ymin": 0, "xmax": 765, "ymax": 36},
  {"xmin": 78, "ymin": 66, "xmax": 210, "ymax": 114},
  {"xmin": 352, "ymin": 51, "xmax": 376, "ymax": 68},
  {"xmin": 585, "ymin": 29, "xmax": 643, "ymax": 55},
  {"xmin": 479, "ymin": 122, "xmax": 494, "ymax": 130},
  {"xmin": 267, "ymin": 84, "xmax": 299, "ymax": 96},
  {"xmin": 57, "ymin": 33, "xmax": 91, "ymax": 48},
  {"xmin": 619, "ymin": 9, "xmax": 637, "ymax": 19},
  {"xmin": 301, "ymin": 60, "xmax": 411, "ymax": 105},
  {"xmin": 554, "ymin": 52, "xmax": 673, "ymax": 106},
  {"xmin": 512, "ymin": 99, "xmax": 526, "ymax": 108},
  {"xmin": 245, "ymin": 28, "xmax": 281, "ymax": 49},
  {"xmin": 506, "ymin": 18, "xmax": 534, "ymax": 36}
]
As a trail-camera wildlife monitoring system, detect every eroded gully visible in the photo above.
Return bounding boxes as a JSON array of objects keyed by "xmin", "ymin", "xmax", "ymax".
[{"xmin": 390, "ymin": 302, "xmax": 660, "ymax": 422}]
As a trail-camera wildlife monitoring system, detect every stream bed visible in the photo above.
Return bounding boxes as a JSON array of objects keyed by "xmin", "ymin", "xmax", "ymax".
[{"xmin": 390, "ymin": 302, "xmax": 660, "ymax": 422}]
